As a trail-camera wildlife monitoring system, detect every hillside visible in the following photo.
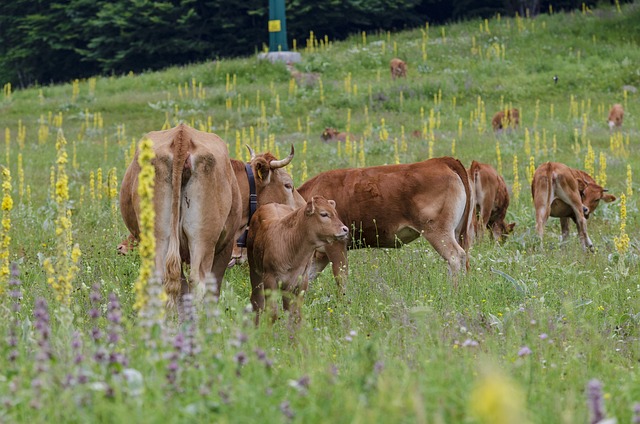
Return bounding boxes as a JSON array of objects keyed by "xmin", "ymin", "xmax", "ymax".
[{"xmin": 0, "ymin": 2, "xmax": 639, "ymax": 422}]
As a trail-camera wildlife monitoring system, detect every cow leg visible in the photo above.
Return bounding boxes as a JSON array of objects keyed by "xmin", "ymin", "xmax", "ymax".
[
  {"xmin": 250, "ymin": 270, "xmax": 266, "ymax": 325},
  {"xmin": 323, "ymin": 240, "xmax": 348, "ymax": 292},
  {"xmin": 283, "ymin": 278, "xmax": 308, "ymax": 327},
  {"xmin": 555, "ymin": 185, "xmax": 593, "ymax": 251},
  {"xmin": 210, "ymin": 239, "xmax": 235, "ymax": 299},
  {"xmin": 560, "ymin": 217, "xmax": 571, "ymax": 241},
  {"xmin": 423, "ymin": 230, "xmax": 466, "ymax": 282},
  {"xmin": 533, "ymin": 189, "xmax": 551, "ymax": 248}
]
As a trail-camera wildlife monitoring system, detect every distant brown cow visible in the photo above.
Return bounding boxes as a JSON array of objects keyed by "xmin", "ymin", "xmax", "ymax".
[
  {"xmin": 118, "ymin": 124, "xmax": 242, "ymax": 306},
  {"xmin": 321, "ymin": 127, "xmax": 349, "ymax": 143},
  {"xmin": 247, "ymin": 196, "xmax": 348, "ymax": 324},
  {"xmin": 492, "ymin": 108, "xmax": 520, "ymax": 133},
  {"xmin": 468, "ymin": 161, "xmax": 515, "ymax": 242},
  {"xmin": 608, "ymin": 104, "xmax": 624, "ymax": 130},
  {"xmin": 531, "ymin": 162, "xmax": 616, "ymax": 250},
  {"xmin": 390, "ymin": 58, "xmax": 407, "ymax": 80},
  {"xmin": 297, "ymin": 157, "xmax": 474, "ymax": 288}
]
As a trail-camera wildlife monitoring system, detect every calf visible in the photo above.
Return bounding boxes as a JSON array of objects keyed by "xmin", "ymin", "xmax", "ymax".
[
  {"xmin": 247, "ymin": 196, "xmax": 348, "ymax": 324},
  {"xmin": 491, "ymin": 108, "xmax": 520, "ymax": 133},
  {"xmin": 390, "ymin": 58, "xmax": 407, "ymax": 80},
  {"xmin": 468, "ymin": 161, "xmax": 515, "ymax": 242},
  {"xmin": 321, "ymin": 127, "xmax": 349, "ymax": 143},
  {"xmin": 531, "ymin": 162, "xmax": 616, "ymax": 250},
  {"xmin": 608, "ymin": 103, "xmax": 624, "ymax": 130}
]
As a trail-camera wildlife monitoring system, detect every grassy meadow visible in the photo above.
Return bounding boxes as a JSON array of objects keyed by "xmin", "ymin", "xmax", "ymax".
[{"xmin": 1, "ymin": 3, "xmax": 640, "ymax": 422}]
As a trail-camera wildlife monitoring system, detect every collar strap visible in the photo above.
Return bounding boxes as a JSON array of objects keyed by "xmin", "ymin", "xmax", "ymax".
[{"xmin": 236, "ymin": 163, "xmax": 257, "ymax": 248}]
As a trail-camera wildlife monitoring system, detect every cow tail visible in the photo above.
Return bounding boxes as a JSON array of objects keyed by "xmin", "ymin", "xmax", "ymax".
[
  {"xmin": 165, "ymin": 125, "xmax": 190, "ymax": 302},
  {"xmin": 450, "ymin": 158, "xmax": 473, "ymax": 254}
]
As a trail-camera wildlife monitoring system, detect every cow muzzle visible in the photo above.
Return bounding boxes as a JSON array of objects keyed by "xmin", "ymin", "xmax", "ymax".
[
  {"xmin": 583, "ymin": 205, "xmax": 590, "ymax": 219},
  {"xmin": 335, "ymin": 226, "xmax": 349, "ymax": 241}
]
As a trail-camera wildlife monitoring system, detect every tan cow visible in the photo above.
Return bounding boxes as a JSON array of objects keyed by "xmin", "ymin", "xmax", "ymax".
[
  {"xmin": 468, "ymin": 161, "xmax": 515, "ymax": 242},
  {"xmin": 320, "ymin": 127, "xmax": 349, "ymax": 143},
  {"xmin": 390, "ymin": 58, "xmax": 407, "ymax": 80},
  {"xmin": 297, "ymin": 157, "xmax": 474, "ymax": 288},
  {"xmin": 118, "ymin": 123, "xmax": 242, "ymax": 306},
  {"xmin": 247, "ymin": 196, "xmax": 348, "ymax": 324},
  {"xmin": 608, "ymin": 103, "xmax": 624, "ymax": 130},
  {"xmin": 491, "ymin": 108, "xmax": 520, "ymax": 133},
  {"xmin": 531, "ymin": 162, "xmax": 616, "ymax": 250}
]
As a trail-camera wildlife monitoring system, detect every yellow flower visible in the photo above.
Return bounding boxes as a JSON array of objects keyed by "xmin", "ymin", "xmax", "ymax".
[{"xmin": 469, "ymin": 370, "xmax": 528, "ymax": 424}]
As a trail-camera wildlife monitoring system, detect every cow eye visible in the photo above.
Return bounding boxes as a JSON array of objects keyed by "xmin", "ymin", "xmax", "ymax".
[
  {"xmin": 285, "ymin": 183, "xmax": 293, "ymax": 190},
  {"xmin": 320, "ymin": 212, "xmax": 329, "ymax": 217}
]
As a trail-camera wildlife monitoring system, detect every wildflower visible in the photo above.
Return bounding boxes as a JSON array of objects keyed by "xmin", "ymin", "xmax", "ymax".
[
  {"xmin": 463, "ymin": 339, "xmax": 479, "ymax": 347},
  {"xmin": 280, "ymin": 400, "xmax": 295, "ymax": 420},
  {"xmin": 539, "ymin": 333, "xmax": 548, "ymax": 340},
  {"xmin": 518, "ymin": 346, "xmax": 532, "ymax": 357},
  {"xmin": 7, "ymin": 263, "xmax": 22, "ymax": 367},
  {"xmin": 632, "ymin": 403, "xmax": 640, "ymax": 424},
  {"xmin": 587, "ymin": 379, "xmax": 606, "ymax": 424},
  {"xmin": 0, "ymin": 167, "xmax": 12, "ymax": 292},
  {"xmin": 31, "ymin": 297, "xmax": 52, "ymax": 409},
  {"xmin": 469, "ymin": 370, "xmax": 527, "ymax": 424}
]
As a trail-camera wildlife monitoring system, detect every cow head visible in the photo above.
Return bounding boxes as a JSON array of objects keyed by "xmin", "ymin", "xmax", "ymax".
[
  {"xmin": 305, "ymin": 196, "xmax": 349, "ymax": 243},
  {"xmin": 492, "ymin": 221, "xmax": 516, "ymax": 243},
  {"xmin": 248, "ymin": 145, "xmax": 306, "ymax": 210},
  {"xmin": 321, "ymin": 127, "xmax": 339, "ymax": 142},
  {"xmin": 581, "ymin": 182, "xmax": 616, "ymax": 219}
]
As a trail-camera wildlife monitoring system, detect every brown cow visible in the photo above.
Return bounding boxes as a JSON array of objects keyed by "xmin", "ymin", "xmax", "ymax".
[
  {"xmin": 118, "ymin": 124, "xmax": 242, "ymax": 306},
  {"xmin": 531, "ymin": 162, "xmax": 616, "ymax": 250},
  {"xmin": 468, "ymin": 161, "xmax": 515, "ymax": 242},
  {"xmin": 247, "ymin": 196, "xmax": 348, "ymax": 324},
  {"xmin": 320, "ymin": 127, "xmax": 350, "ymax": 143},
  {"xmin": 491, "ymin": 108, "xmax": 520, "ymax": 133},
  {"xmin": 390, "ymin": 58, "xmax": 407, "ymax": 80},
  {"xmin": 297, "ymin": 157, "xmax": 474, "ymax": 288},
  {"xmin": 608, "ymin": 103, "xmax": 624, "ymax": 130}
]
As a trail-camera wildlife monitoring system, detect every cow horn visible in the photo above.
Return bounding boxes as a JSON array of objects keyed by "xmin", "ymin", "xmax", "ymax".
[
  {"xmin": 269, "ymin": 145, "xmax": 294, "ymax": 169},
  {"xmin": 246, "ymin": 145, "xmax": 256, "ymax": 160}
]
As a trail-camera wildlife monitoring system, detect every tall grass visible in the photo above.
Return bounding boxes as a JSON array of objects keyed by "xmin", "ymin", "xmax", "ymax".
[{"xmin": 1, "ymin": 3, "xmax": 639, "ymax": 422}]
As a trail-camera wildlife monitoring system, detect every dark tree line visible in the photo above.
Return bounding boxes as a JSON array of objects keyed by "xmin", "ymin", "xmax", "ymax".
[{"xmin": 0, "ymin": 0, "xmax": 608, "ymax": 87}]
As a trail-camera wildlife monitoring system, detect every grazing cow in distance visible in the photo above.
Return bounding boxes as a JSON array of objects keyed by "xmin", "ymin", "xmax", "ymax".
[
  {"xmin": 468, "ymin": 161, "xmax": 515, "ymax": 242},
  {"xmin": 285, "ymin": 62, "xmax": 320, "ymax": 88},
  {"xmin": 608, "ymin": 103, "xmax": 624, "ymax": 130},
  {"xmin": 390, "ymin": 58, "xmax": 407, "ymax": 80},
  {"xmin": 247, "ymin": 196, "xmax": 348, "ymax": 324},
  {"xmin": 297, "ymin": 157, "xmax": 474, "ymax": 288},
  {"xmin": 118, "ymin": 123, "xmax": 242, "ymax": 306},
  {"xmin": 491, "ymin": 108, "xmax": 520, "ymax": 133},
  {"xmin": 321, "ymin": 127, "xmax": 350, "ymax": 143},
  {"xmin": 531, "ymin": 162, "xmax": 616, "ymax": 251}
]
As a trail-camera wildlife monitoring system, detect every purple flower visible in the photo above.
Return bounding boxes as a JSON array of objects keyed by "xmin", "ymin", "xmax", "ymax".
[
  {"xmin": 518, "ymin": 346, "xmax": 532, "ymax": 357},
  {"xmin": 462, "ymin": 339, "xmax": 479, "ymax": 347},
  {"xmin": 539, "ymin": 333, "xmax": 548, "ymax": 340},
  {"xmin": 280, "ymin": 400, "xmax": 295, "ymax": 420},
  {"xmin": 632, "ymin": 403, "xmax": 640, "ymax": 424},
  {"xmin": 587, "ymin": 379, "xmax": 606, "ymax": 424}
]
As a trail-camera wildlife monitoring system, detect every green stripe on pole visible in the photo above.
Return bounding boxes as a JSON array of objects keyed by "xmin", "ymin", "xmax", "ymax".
[{"xmin": 269, "ymin": 0, "xmax": 288, "ymax": 52}]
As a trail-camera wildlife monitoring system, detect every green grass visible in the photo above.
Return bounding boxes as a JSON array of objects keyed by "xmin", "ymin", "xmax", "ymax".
[{"xmin": 1, "ymin": 3, "xmax": 640, "ymax": 423}]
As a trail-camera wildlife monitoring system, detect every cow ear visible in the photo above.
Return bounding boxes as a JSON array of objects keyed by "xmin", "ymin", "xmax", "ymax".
[
  {"xmin": 577, "ymin": 178, "xmax": 588, "ymax": 193},
  {"xmin": 602, "ymin": 193, "xmax": 616, "ymax": 203},
  {"xmin": 328, "ymin": 199, "xmax": 336, "ymax": 208},
  {"xmin": 254, "ymin": 158, "xmax": 271, "ymax": 184},
  {"xmin": 305, "ymin": 198, "xmax": 315, "ymax": 216}
]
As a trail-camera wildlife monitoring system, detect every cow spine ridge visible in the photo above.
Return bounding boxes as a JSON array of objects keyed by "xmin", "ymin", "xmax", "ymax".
[{"xmin": 165, "ymin": 124, "xmax": 192, "ymax": 299}]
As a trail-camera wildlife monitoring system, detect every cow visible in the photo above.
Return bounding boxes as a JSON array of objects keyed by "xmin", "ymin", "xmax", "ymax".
[
  {"xmin": 285, "ymin": 62, "xmax": 320, "ymax": 88},
  {"xmin": 120, "ymin": 144, "xmax": 305, "ymax": 261},
  {"xmin": 118, "ymin": 123, "xmax": 242, "ymax": 306},
  {"xmin": 247, "ymin": 196, "xmax": 348, "ymax": 324},
  {"xmin": 297, "ymin": 157, "xmax": 474, "ymax": 288},
  {"xmin": 531, "ymin": 162, "xmax": 616, "ymax": 250},
  {"xmin": 491, "ymin": 108, "xmax": 520, "ymax": 133},
  {"xmin": 608, "ymin": 103, "xmax": 624, "ymax": 130},
  {"xmin": 390, "ymin": 58, "xmax": 407, "ymax": 80},
  {"xmin": 320, "ymin": 127, "xmax": 349, "ymax": 143},
  {"xmin": 468, "ymin": 161, "xmax": 515, "ymax": 242}
]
